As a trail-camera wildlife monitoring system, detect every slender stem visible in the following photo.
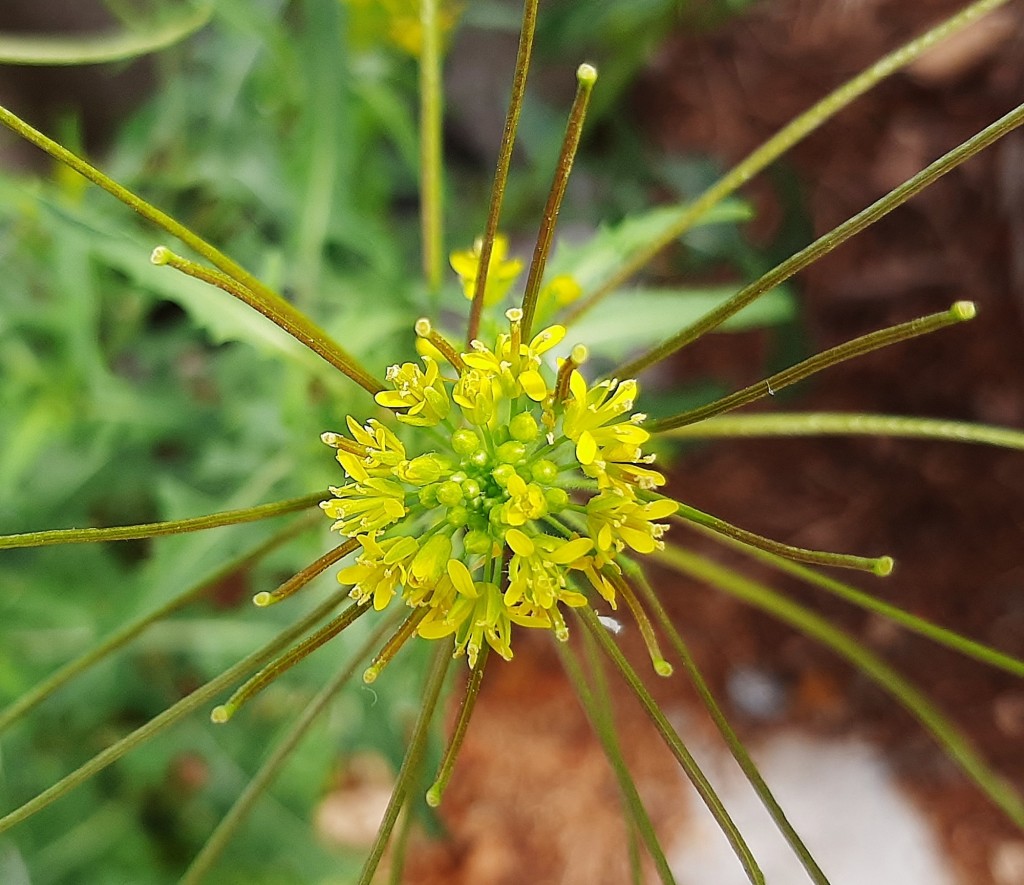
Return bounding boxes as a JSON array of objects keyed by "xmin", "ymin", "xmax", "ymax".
[
  {"xmin": 660, "ymin": 412, "xmax": 1024, "ymax": 451},
  {"xmin": 211, "ymin": 601, "xmax": 371, "ymax": 723},
  {"xmin": 150, "ymin": 247, "xmax": 383, "ymax": 393},
  {"xmin": 624, "ymin": 562, "xmax": 830, "ymax": 885},
  {"xmin": 419, "ymin": 0, "xmax": 444, "ymax": 292},
  {"xmin": 647, "ymin": 302, "xmax": 974, "ymax": 432},
  {"xmin": 0, "ymin": 516, "xmax": 316, "ymax": 735},
  {"xmin": 427, "ymin": 645, "xmax": 489, "ymax": 807},
  {"xmin": 576, "ymin": 606, "xmax": 765, "ymax": 885},
  {"xmin": 357, "ymin": 643, "xmax": 453, "ymax": 885},
  {"xmin": 0, "ymin": 103, "xmax": 383, "ymax": 394},
  {"xmin": 253, "ymin": 538, "xmax": 359, "ymax": 607},
  {"xmin": 557, "ymin": 636, "xmax": 678, "ymax": 885},
  {"xmin": 466, "ymin": 0, "xmax": 539, "ymax": 344},
  {"xmin": 567, "ymin": 0, "xmax": 1014, "ymax": 323},
  {"xmin": 180, "ymin": 612, "xmax": 399, "ymax": 885},
  {"xmin": 661, "ymin": 499, "xmax": 893, "ymax": 576},
  {"xmin": 609, "ymin": 572, "xmax": 673, "ymax": 675},
  {"xmin": 363, "ymin": 607, "xmax": 430, "ymax": 684},
  {"xmin": 613, "ymin": 97, "xmax": 1024, "ymax": 378},
  {"xmin": 0, "ymin": 490, "xmax": 326, "ymax": 550},
  {"xmin": 0, "ymin": 590, "xmax": 351, "ymax": 834},
  {"xmin": 677, "ymin": 521, "xmax": 1024, "ymax": 679},
  {"xmin": 415, "ymin": 317, "xmax": 465, "ymax": 372},
  {"xmin": 519, "ymin": 64, "xmax": 597, "ymax": 339},
  {"xmin": 654, "ymin": 544, "xmax": 1024, "ymax": 828}
]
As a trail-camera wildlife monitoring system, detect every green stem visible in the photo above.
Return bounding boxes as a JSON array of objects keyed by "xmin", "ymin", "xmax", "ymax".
[
  {"xmin": 0, "ymin": 590, "xmax": 351, "ymax": 834},
  {"xmin": 519, "ymin": 64, "xmax": 597, "ymax": 339},
  {"xmin": 655, "ymin": 543, "xmax": 1024, "ymax": 828},
  {"xmin": 647, "ymin": 302, "xmax": 974, "ymax": 432},
  {"xmin": 660, "ymin": 412, "xmax": 1024, "ymax": 451},
  {"xmin": 211, "ymin": 600, "xmax": 370, "ymax": 723},
  {"xmin": 0, "ymin": 516, "xmax": 316, "ymax": 735},
  {"xmin": 557, "ymin": 635, "xmax": 678, "ymax": 885},
  {"xmin": 357, "ymin": 643, "xmax": 452, "ymax": 885},
  {"xmin": 427, "ymin": 644, "xmax": 489, "ymax": 807},
  {"xmin": 180, "ymin": 612, "xmax": 399, "ymax": 885},
  {"xmin": 613, "ymin": 95, "xmax": 1024, "ymax": 377},
  {"xmin": 567, "ymin": 0, "xmax": 1014, "ymax": 323},
  {"xmin": 420, "ymin": 0, "xmax": 444, "ymax": 292},
  {"xmin": 466, "ymin": 0, "xmax": 539, "ymax": 344},
  {"xmin": 663, "ymin": 499, "xmax": 892, "ymax": 576},
  {"xmin": 624, "ymin": 562, "xmax": 830, "ymax": 885},
  {"xmin": 677, "ymin": 521, "xmax": 1024, "ymax": 679},
  {"xmin": 0, "ymin": 491, "xmax": 326, "ymax": 550},
  {"xmin": 576, "ymin": 606, "xmax": 765, "ymax": 885},
  {"xmin": 149, "ymin": 246, "xmax": 383, "ymax": 393},
  {"xmin": 253, "ymin": 538, "xmax": 359, "ymax": 607},
  {"xmin": 0, "ymin": 103, "xmax": 383, "ymax": 394}
]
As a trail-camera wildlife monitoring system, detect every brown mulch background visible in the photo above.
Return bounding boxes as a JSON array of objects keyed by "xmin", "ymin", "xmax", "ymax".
[{"xmin": 409, "ymin": 2, "xmax": 1024, "ymax": 883}]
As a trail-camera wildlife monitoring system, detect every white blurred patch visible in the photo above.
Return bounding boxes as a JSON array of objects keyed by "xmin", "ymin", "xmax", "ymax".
[{"xmin": 669, "ymin": 732, "xmax": 955, "ymax": 885}]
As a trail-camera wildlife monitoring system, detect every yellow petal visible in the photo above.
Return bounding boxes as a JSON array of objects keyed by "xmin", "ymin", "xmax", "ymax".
[{"xmin": 505, "ymin": 528, "xmax": 535, "ymax": 556}]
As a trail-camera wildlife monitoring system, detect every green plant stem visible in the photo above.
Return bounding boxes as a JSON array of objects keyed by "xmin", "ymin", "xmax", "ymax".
[
  {"xmin": 647, "ymin": 303, "xmax": 974, "ymax": 431},
  {"xmin": 660, "ymin": 412, "xmax": 1024, "ymax": 450},
  {"xmin": 613, "ymin": 95, "xmax": 1024, "ymax": 378},
  {"xmin": 557, "ymin": 635, "xmax": 677, "ymax": 885},
  {"xmin": 677, "ymin": 521, "xmax": 1024, "ymax": 679},
  {"xmin": 466, "ymin": 0, "xmax": 539, "ymax": 344},
  {"xmin": 211, "ymin": 601, "xmax": 370, "ymax": 722},
  {"xmin": 567, "ymin": 0, "xmax": 1014, "ymax": 323},
  {"xmin": 357, "ymin": 643, "xmax": 453, "ymax": 885},
  {"xmin": 420, "ymin": 0, "xmax": 444, "ymax": 292},
  {"xmin": 576, "ymin": 606, "xmax": 765, "ymax": 885},
  {"xmin": 427, "ymin": 645, "xmax": 489, "ymax": 807},
  {"xmin": 254, "ymin": 538, "xmax": 359, "ymax": 606},
  {"xmin": 0, "ymin": 105, "xmax": 383, "ymax": 394},
  {"xmin": 519, "ymin": 64, "xmax": 597, "ymax": 339},
  {"xmin": 0, "ymin": 590, "xmax": 351, "ymax": 834},
  {"xmin": 0, "ymin": 3, "xmax": 212, "ymax": 65},
  {"xmin": 655, "ymin": 544, "xmax": 1024, "ymax": 828},
  {"xmin": 624, "ymin": 563, "xmax": 829, "ymax": 885},
  {"xmin": 0, "ymin": 516, "xmax": 316, "ymax": 735},
  {"xmin": 149, "ymin": 246, "xmax": 383, "ymax": 393},
  {"xmin": 662, "ymin": 498, "xmax": 892, "ymax": 576},
  {"xmin": 0, "ymin": 491, "xmax": 326, "ymax": 550},
  {"xmin": 180, "ymin": 612, "xmax": 399, "ymax": 885}
]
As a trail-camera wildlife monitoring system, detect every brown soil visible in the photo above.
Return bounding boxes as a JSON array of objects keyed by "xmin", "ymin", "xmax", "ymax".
[{"xmin": 410, "ymin": 2, "xmax": 1024, "ymax": 883}]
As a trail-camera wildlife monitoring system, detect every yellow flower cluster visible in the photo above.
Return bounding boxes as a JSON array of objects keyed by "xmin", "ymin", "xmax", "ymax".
[{"xmin": 321, "ymin": 305, "xmax": 676, "ymax": 667}]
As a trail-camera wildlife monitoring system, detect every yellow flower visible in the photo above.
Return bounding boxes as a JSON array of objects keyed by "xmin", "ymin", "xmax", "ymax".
[
  {"xmin": 337, "ymin": 534, "xmax": 420, "ymax": 610},
  {"xmin": 586, "ymin": 490, "xmax": 677, "ymax": 559},
  {"xmin": 505, "ymin": 528, "xmax": 592, "ymax": 616},
  {"xmin": 321, "ymin": 477, "xmax": 408, "ymax": 536},
  {"xmin": 418, "ymin": 578, "xmax": 513, "ymax": 668},
  {"xmin": 449, "ymin": 234, "xmax": 523, "ymax": 306},
  {"xmin": 375, "ymin": 355, "xmax": 451, "ymax": 427},
  {"xmin": 344, "ymin": 0, "xmax": 463, "ymax": 57}
]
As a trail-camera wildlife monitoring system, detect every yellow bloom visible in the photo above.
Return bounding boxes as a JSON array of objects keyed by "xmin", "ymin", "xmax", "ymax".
[
  {"xmin": 321, "ymin": 477, "xmax": 408, "ymax": 536},
  {"xmin": 505, "ymin": 528, "xmax": 591, "ymax": 614},
  {"xmin": 375, "ymin": 355, "xmax": 451, "ymax": 427},
  {"xmin": 418, "ymin": 579, "xmax": 513, "ymax": 668},
  {"xmin": 586, "ymin": 490, "xmax": 677, "ymax": 559},
  {"xmin": 337, "ymin": 534, "xmax": 420, "ymax": 610},
  {"xmin": 449, "ymin": 234, "xmax": 523, "ymax": 306}
]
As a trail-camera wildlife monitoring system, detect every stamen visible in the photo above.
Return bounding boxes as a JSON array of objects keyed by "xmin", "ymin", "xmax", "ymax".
[
  {"xmin": 211, "ymin": 600, "xmax": 370, "ymax": 723},
  {"xmin": 520, "ymin": 63, "xmax": 598, "ymax": 339},
  {"xmin": 415, "ymin": 317, "xmax": 466, "ymax": 372},
  {"xmin": 426, "ymin": 645, "xmax": 490, "ymax": 807}
]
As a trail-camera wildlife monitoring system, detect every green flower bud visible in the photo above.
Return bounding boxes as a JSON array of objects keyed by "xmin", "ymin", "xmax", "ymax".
[
  {"xmin": 509, "ymin": 412, "xmax": 539, "ymax": 442},
  {"xmin": 436, "ymin": 480, "xmax": 463, "ymax": 507},
  {"xmin": 462, "ymin": 478, "xmax": 481, "ymax": 500},
  {"xmin": 496, "ymin": 441, "xmax": 526, "ymax": 464},
  {"xmin": 451, "ymin": 428, "xmax": 479, "ymax": 455},
  {"xmin": 492, "ymin": 464, "xmax": 516, "ymax": 487},
  {"xmin": 446, "ymin": 505, "xmax": 469, "ymax": 527},
  {"xmin": 419, "ymin": 485, "xmax": 439, "ymax": 507},
  {"xmin": 463, "ymin": 529, "xmax": 492, "ymax": 555},
  {"xmin": 531, "ymin": 459, "xmax": 559, "ymax": 484},
  {"xmin": 544, "ymin": 487, "xmax": 569, "ymax": 511}
]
